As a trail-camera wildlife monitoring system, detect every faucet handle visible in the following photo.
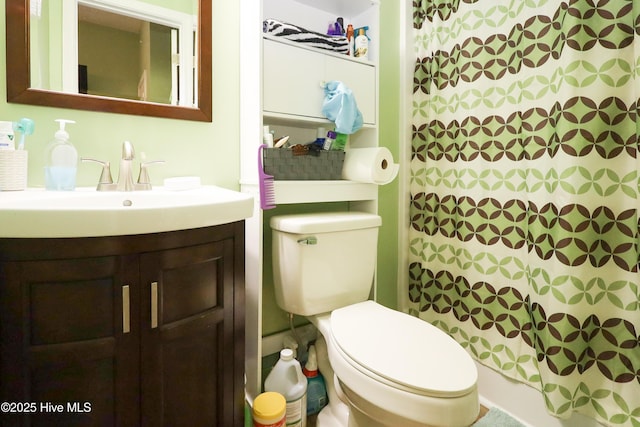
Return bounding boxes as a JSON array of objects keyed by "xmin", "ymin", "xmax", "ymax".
[
  {"xmin": 136, "ymin": 160, "xmax": 165, "ymax": 190},
  {"xmin": 81, "ymin": 158, "xmax": 115, "ymax": 191}
]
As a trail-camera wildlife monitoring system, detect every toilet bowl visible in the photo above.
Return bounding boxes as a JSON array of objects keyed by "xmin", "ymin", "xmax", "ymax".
[
  {"xmin": 311, "ymin": 301, "xmax": 479, "ymax": 427},
  {"xmin": 270, "ymin": 212, "xmax": 479, "ymax": 427}
]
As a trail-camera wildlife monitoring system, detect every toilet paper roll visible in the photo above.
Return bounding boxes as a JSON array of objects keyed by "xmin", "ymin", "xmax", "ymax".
[{"xmin": 341, "ymin": 147, "xmax": 399, "ymax": 185}]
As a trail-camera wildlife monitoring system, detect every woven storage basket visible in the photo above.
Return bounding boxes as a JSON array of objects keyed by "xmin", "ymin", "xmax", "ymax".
[
  {"xmin": 0, "ymin": 150, "xmax": 28, "ymax": 191},
  {"xmin": 263, "ymin": 148, "xmax": 345, "ymax": 180}
]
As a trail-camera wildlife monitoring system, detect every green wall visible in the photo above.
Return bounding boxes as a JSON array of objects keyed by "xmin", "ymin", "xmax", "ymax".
[
  {"xmin": 2, "ymin": 0, "xmax": 402, "ymax": 336},
  {"xmin": 377, "ymin": 0, "xmax": 401, "ymax": 311}
]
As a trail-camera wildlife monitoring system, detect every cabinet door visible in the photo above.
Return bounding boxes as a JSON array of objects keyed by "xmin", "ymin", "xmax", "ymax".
[
  {"xmin": 263, "ymin": 39, "xmax": 376, "ymax": 125},
  {"xmin": 325, "ymin": 55, "xmax": 376, "ymax": 124},
  {"xmin": 263, "ymin": 39, "xmax": 325, "ymax": 119},
  {"xmin": 0, "ymin": 256, "xmax": 140, "ymax": 427},
  {"xmin": 139, "ymin": 239, "xmax": 236, "ymax": 427}
]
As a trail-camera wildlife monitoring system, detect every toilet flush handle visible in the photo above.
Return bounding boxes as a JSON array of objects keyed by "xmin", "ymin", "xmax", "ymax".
[{"xmin": 297, "ymin": 236, "xmax": 317, "ymax": 245}]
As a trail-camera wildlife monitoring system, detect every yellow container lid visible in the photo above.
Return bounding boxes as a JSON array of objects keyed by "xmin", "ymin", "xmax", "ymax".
[{"xmin": 253, "ymin": 392, "xmax": 286, "ymax": 420}]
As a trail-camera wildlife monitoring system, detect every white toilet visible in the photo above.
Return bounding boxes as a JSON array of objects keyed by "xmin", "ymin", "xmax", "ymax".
[{"xmin": 270, "ymin": 212, "xmax": 480, "ymax": 427}]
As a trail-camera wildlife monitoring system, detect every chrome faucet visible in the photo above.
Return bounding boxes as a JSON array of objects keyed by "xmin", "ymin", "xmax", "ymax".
[
  {"xmin": 117, "ymin": 141, "xmax": 136, "ymax": 191},
  {"xmin": 82, "ymin": 141, "xmax": 164, "ymax": 191}
]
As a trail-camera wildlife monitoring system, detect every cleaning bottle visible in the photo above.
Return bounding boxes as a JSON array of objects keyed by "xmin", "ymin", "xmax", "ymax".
[
  {"xmin": 354, "ymin": 27, "xmax": 369, "ymax": 60},
  {"xmin": 45, "ymin": 119, "xmax": 77, "ymax": 191},
  {"xmin": 264, "ymin": 349, "xmax": 307, "ymax": 427},
  {"xmin": 303, "ymin": 344, "xmax": 328, "ymax": 416}
]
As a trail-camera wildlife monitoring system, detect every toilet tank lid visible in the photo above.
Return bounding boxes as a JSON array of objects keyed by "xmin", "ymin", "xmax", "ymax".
[{"xmin": 270, "ymin": 212, "xmax": 381, "ymax": 233}]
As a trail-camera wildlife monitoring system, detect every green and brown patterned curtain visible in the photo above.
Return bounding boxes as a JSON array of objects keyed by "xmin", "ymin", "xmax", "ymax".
[{"xmin": 409, "ymin": 0, "xmax": 639, "ymax": 424}]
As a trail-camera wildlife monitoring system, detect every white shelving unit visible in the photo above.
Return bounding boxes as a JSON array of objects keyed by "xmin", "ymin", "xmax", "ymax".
[{"xmin": 240, "ymin": 0, "xmax": 380, "ymax": 399}]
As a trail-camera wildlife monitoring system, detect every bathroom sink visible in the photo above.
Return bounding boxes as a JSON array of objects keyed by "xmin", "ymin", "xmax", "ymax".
[{"xmin": 0, "ymin": 186, "xmax": 254, "ymax": 238}]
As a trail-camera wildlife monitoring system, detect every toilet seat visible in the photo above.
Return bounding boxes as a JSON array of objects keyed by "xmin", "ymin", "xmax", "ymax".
[{"xmin": 330, "ymin": 301, "xmax": 477, "ymax": 398}]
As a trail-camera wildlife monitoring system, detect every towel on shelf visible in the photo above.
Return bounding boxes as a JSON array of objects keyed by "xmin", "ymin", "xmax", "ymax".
[
  {"xmin": 263, "ymin": 19, "xmax": 349, "ymax": 54},
  {"xmin": 322, "ymin": 81, "xmax": 363, "ymax": 135}
]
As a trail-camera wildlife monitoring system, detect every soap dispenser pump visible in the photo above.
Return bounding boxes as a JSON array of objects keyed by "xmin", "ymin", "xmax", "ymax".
[{"xmin": 45, "ymin": 119, "xmax": 78, "ymax": 191}]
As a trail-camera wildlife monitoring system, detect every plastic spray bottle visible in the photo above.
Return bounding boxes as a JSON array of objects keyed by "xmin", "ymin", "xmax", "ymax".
[
  {"xmin": 303, "ymin": 344, "xmax": 328, "ymax": 416},
  {"xmin": 265, "ymin": 349, "xmax": 307, "ymax": 427},
  {"xmin": 45, "ymin": 119, "xmax": 77, "ymax": 191}
]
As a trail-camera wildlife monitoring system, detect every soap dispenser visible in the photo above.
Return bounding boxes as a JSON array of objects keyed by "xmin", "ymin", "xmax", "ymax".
[{"xmin": 45, "ymin": 119, "xmax": 78, "ymax": 191}]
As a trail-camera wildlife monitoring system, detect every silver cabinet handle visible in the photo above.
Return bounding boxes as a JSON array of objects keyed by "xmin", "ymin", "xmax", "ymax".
[
  {"xmin": 151, "ymin": 281, "xmax": 158, "ymax": 329},
  {"xmin": 122, "ymin": 285, "xmax": 130, "ymax": 334}
]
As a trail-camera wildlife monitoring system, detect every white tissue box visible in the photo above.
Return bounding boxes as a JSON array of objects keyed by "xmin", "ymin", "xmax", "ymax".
[{"xmin": 0, "ymin": 150, "xmax": 28, "ymax": 191}]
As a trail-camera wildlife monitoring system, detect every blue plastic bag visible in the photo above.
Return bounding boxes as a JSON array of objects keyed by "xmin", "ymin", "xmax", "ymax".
[{"xmin": 321, "ymin": 81, "xmax": 363, "ymax": 135}]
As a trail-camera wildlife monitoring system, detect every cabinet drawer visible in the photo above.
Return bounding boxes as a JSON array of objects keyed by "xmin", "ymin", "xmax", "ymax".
[{"xmin": 263, "ymin": 39, "xmax": 376, "ymax": 125}]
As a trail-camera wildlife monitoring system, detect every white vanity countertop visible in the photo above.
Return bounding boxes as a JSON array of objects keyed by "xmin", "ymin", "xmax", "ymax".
[{"xmin": 0, "ymin": 186, "xmax": 254, "ymax": 238}]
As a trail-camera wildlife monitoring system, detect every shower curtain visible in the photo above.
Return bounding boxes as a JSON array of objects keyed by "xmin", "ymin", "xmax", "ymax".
[{"xmin": 409, "ymin": 0, "xmax": 639, "ymax": 425}]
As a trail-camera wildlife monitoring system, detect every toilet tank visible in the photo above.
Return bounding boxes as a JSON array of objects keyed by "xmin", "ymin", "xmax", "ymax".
[{"xmin": 270, "ymin": 212, "xmax": 381, "ymax": 316}]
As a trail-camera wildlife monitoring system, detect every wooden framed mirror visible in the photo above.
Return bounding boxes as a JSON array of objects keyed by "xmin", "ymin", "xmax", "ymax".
[{"xmin": 5, "ymin": 0, "xmax": 212, "ymax": 121}]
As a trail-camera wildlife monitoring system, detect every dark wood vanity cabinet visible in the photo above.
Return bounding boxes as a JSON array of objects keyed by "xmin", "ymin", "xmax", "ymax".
[{"xmin": 0, "ymin": 223, "xmax": 245, "ymax": 427}]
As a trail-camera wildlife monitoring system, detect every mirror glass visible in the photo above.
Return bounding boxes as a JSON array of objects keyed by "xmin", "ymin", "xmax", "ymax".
[{"xmin": 6, "ymin": 0, "xmax": 211, "ymax": 121}]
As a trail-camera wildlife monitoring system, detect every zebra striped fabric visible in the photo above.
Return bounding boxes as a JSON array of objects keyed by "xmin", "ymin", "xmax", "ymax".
[{"xmin": 263, "ymin": 19, "xmax": 349, "ymax": 54}]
